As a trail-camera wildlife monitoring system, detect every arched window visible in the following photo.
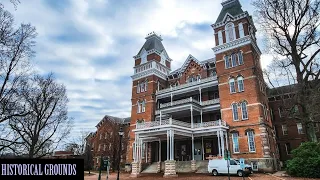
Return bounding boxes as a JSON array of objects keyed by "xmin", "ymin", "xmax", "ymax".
[
  {"xmin": 137, "ymin": 101, "xmax": 141, "ymax": 113},
  {"xmin": 141, "ymin": 50, "xmax": 147, "ymax": 64},
  {"xmin": 141, "ymin": 100, "xmax": 146, "ymax": 112},
  {"xmin": 140, "ymin": 82, "xmax": 145, "ymax": 92},
  {"xmin": 232, "ymin": 103, "xmax": 239, "ymax": 121},
  {"xmin": 247, "ymin": 130, "xmax": 256, "ymax": 152},
  {"xmin": 229, "ymin": 78, "xmax": 236, "ymax": 93},
  {"xmin": 218, "ymin": 30, "xmax": 223, "ymax": 45},
  {"xmin": 225, "ymin": 23, "xmax": 235, "ymax": 42},
  {"xmin": 225, "ymin": 55, "xmax": 231, "ymax": 68},
  {"xmin": 137, "ymin": 81, "xmax": 140, "ymax": 93},
  {"xmin": 231, "ymin": 53, "xmax": 237, "ymax": 67},
  {"xmin": 231, "ymin": 132, "xmax": 240, "ymax": 153},
  {"xmin": 238, "ymin": 22, "xmax": 244, "ymax": 38},
  {"xmin": 144, "ymin": 79, "xmax": 148, "ymax": 92},
  {"xmin": 237, "ymin": 76, "xmax": 244, "ymax": 92},
  {"xmin": 238, "ymin": 51, "xmax": 244, "ymax": 65},
  {"xmin": 240, "ymin": 101, "xmax": 248, "ymax": 120}
]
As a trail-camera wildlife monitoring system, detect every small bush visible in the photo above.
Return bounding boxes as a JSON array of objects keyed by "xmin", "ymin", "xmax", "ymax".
[{"xmin": 286, "ymin": 142, "xmax": 320, "ymax": 178}]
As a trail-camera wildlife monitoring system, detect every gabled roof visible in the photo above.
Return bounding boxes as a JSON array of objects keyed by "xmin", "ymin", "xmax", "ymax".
[
  {"xmin": 215, "ymin": 0, "xmax": 244, "ymax": 24},
  {"xmin": 95, "ymin": 115, "xmax": 130, "ymax": 128},
  {"xmin": 136, "ymin": 32, "xmax": 165, "ymax": 56},
  {"xmin": 169, "ymin": 55, "xmax": 210, "ymax": 76}
]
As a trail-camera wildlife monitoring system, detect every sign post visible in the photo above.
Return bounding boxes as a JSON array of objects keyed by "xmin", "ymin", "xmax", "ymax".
[
  {"xmin": 104, "ymin": 158, "xmax": 109, "ymax": 180},
  {"xmin": 239, "ymin": 158, "xmax": 245, "ymax": 180},
  {"xmin": 224, "ymin": 150, "xmax": 231, "ymax": 180}
]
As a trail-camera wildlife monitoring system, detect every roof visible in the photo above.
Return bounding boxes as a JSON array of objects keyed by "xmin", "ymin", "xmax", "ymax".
[
  {"xmin": 267, "ymin": 84, "xmax": 296, "ymax": 97},
  {"xmin": 95, "ymin": 115, "xmax": 130, "ymax": 128},
  {"xmin": 169, "ymin": 57, "xmax": 216, "ymax": 76},
  {"xmin": 215, "ymin": 0, "xmax": 244, "ymax": 24},
  {"xmin": 53, "ymin": 151, "xmax": 74, "ymax": 156},
  {"xmin": 137, "ymin": 32, "xmax": 165, "ymax": 56}
]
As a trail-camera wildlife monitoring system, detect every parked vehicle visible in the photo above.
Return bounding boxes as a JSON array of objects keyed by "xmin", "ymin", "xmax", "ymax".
[
  {"xmin": 233, "ymin": 159, "xmax": 253, "ymax": 174},
  {"xmin": 207, "ymin": 158, "xmax": 251, "ymax": 177}
]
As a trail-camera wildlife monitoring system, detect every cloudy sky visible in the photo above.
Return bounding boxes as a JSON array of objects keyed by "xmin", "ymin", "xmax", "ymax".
[{"xmin": 4, "ymin": 0, "xmax": 271, "ymax": 140}]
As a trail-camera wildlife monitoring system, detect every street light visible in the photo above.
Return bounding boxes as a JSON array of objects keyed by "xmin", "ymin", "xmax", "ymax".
[{"xmin": 117, "ymin": 127, "xmax": 124, "ymax": 180}]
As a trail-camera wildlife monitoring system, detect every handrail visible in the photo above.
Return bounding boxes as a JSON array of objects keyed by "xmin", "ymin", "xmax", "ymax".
[{"xmin": 156, "ymin": 76, "xmax": 217, "ymax": 95}]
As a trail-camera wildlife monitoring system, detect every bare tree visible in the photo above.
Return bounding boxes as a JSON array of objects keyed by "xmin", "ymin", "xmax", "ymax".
[
  {"xmin": 0, "ymin": 6, "xmax": 37, "ymax": 124},
  {"xmin": 9, "ymin": 73, "xmax": 72, "ymax": 158},
  {"xmin": 253, "ymin": 0, "xmax": 320, "ymax": 142},
  {"xmin": 65, "ymin": 129, "xmax": 91, "ymax": 155}
]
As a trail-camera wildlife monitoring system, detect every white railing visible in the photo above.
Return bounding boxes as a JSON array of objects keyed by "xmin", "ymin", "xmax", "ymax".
[
  {"xmin": 136, "ymin": 119, "xmax": 226, "ymax": 130},
  {"xmin": 134, "ymin": 61, "xmax": 170, "ymax": 75},
  {"xmin": 157, "ymin": 76, "xmax": 217, "ymax": 95},
  {"xmin": 201, "ymin": 98, "xmax": 220, "ymax": 106},
  {"xmin": 159, "ymin": 98, "xmax": 219, "ymax": 109},
  {"xmin": 160, "ymin": 97, "xmax": 201, "ymax": 108}
]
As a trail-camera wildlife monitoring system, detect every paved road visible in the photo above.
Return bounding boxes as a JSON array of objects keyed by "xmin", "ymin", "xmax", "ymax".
[{"xmin": 84, "ymin": 173, "xmax": 319, "ymax": 180}]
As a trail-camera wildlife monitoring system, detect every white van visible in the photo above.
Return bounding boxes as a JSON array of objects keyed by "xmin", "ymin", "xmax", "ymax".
[{"xmin": 207, "ymin": 159, "xmax": 251, "ymax": 177}]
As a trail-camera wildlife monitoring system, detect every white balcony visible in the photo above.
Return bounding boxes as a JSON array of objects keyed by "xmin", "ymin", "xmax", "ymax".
[
  {"xmin": 135, "ymin": 118, "xmax": 227, "ymax": 130},
  {"xmin": 156, "ymin": 76, "xmax": 218, "ymax": 97}
]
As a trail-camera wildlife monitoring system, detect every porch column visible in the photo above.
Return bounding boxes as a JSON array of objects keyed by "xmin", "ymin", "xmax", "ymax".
[
  {"xmin": 200, "ymin": 109, "xmax": 203, "ymax": 124},
  {"xmin": 133, "ymin": 135, "xmax": 137, "ymax": 162},
  {"xmin": 192, "ymin": 134, "xmax": 195, "ymax": 161},
  {"xmin": 217, "ymin": 131, "xmax": 221, "ymax": 156},
  {"xmin": 167, "ymin": 130, "xmax": 169, "ymax": 161},
  {"xmin": 145, "ymin": 142, "xmax": 148, "ymax": 163},
  {"xmin": 220, "ymin": 131, "xmax": 225, "ymax": 157},
  {"xmin": 159, "ymin": 140, "xmax": 161, "ymax": 162},
  {"xmin": 190, "ymin": 106, "xmax": 194, "ymax": 128},
  {"xmin": 199, "ymin": 87, "xmax": 202, "ymax": 105},
  {"xmin": 201, "ymin": 136, "xmax": 205, "ymax": 160},
  {"xmin": 225, "ymin": 131, "xmax": 229, "ymax": 151},
  {"xmin": 170, "ymin": 130, "xmax": 175, "ymax": 160}
]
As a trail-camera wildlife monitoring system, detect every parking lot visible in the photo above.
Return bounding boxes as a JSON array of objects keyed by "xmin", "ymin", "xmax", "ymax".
[{"xmin": 84, "ymin": 172, "xmax": 320, "ymax": 180}]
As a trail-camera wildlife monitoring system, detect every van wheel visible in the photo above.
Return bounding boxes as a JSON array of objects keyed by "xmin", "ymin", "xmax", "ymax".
[
  {"xmin": 237, "ymin": 170, "xmax": 243, "ymax": 177},
  {"xmin": 212, "ymin": 169, "xmax": 218, "ymax": 176}
]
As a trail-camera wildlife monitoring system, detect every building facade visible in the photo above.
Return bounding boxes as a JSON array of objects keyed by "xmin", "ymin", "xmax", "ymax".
[
  {"xmin": 86, "ymin": 115, "xmax": 130, "ymax": 170},
  {"xmin": 128, "ymin": 0, "xmax": 279, "ymax": 177}
]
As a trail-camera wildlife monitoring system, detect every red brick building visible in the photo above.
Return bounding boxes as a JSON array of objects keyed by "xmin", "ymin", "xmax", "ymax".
[
  {"xmin": 268, "ymin": 85, "xmax": 320, "ymax": 166},
  {"xmin": 128, "ymin": 0, "xmax": 279, "ymax": 177},
  {"xmin": 86, "ymin": 115, "xmax": 130, "ymax": 170}
]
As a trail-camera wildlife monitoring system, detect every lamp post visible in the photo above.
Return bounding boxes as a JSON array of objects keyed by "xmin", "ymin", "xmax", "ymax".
[{"xmin": 117, "ymin": 127, "xmax": 124, "ymax": 180}]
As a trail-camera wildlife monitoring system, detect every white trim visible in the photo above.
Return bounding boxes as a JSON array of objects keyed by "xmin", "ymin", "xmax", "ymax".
[{"xmin": 131, "ymin": 68, "xmax": 167, "ymax": 81}]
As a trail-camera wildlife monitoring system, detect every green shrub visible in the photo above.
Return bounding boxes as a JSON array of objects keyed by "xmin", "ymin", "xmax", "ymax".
[{"xmin": 286, "ymin": 142, "xmax": 320, "ymax": 178}]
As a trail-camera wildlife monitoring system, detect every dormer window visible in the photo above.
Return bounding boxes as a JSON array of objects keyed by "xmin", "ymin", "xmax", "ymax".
[
  {"xmin": 161, "ymin": 52, "xmax": 166, "ymax": 65},
  {"xmin": 141, "ymin": 49, "xmax": 147, "ymax": 64},
  {"xmin": 238, "ymin": 22, "xmax": 244, "ymax": 38},
  {"xmin": 225, "ymin": 23, "xmax": 235, "ymax": 43},
  {"xmin": 218, "ymin": 30, "xmax": 223, "ymax": 45}
]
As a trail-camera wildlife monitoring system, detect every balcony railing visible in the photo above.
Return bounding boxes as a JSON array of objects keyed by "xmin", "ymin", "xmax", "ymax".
[
  {"xmin": 136, "ymin": 118, "xmax": 226, "ymax": 130},
  {"xmin": 134, "ymin": 61, "xmax": 169, "ymax": 75},
  {"xmin": 156, "ymin": 76, "xmax": 217, "ymax": 95},
  {"xmin": 159, "ymin": 97, "xmax": 220, "ymax": 109}
]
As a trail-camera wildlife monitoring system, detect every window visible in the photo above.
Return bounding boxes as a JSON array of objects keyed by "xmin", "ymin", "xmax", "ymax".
[
  {"xmin": 238, "ymin": 22, "xmax": 244, "ymax": 38},
  {"xmin": 278, "ymin": 107, "xmax": 283, "ymax": 118},
  {"xmin": 103, "ymin": 144, "xmax": 106, "ymax": 151},
  {"xmin": 238, "ymin": 51, "xmax": 244, "ymax": 65},
  {"xmin": 232, "ymin": 133, "xmax": 240, "ymax": 153},
  {"xmin": 225, "ymin": 23, "xmax": 235, "ymax": 42},
  {"xmin": 100, "ymin": 134, "xmax": 102, "ymax": 140},
  {"xmin": 237, "ymin": 76, "xmax": 244, "ymax": 92},
  {"xmin": 109, "ymin": 143, "xmax": 111, "ymax": 150},
  {"xmin": 140, "ymin": 82, "xmax": 144, "ymax": 92},
  {"xmin": 141, "ymin": 50, "xmax": 147, "ymax": 64},
  {"xmin": 240, "ymin": 101, "xmax": 248, "ymax": 120},
  {"xmin": 229, "ymin": 78, "xmax": 236, "ymax": 93},
  {"xmin": 144, "ymin": 80, "xmax": 148, "ymax": 92},
  {"xmin": 137, "ymin": 101, "xmax": 141, "ymax": 113},
  {"xmin": 137, "ymin": 81, "xmax": 140, "ymax": 93},
  {"xmin": 231, "ymin": 53, "xmax": 237, "ymax": 67},
  {"xmin": 142, "ymin": 100, "xmax": 146, "ymax": 112},
  {"xmin": 98, "ymin": 144, "xmax": 101, "ymax": 151},
  {"xmin": 225, "ymin": 55, "xmax": 231, "ymax": 68},
  {"xmin": 282, "ymin": 125, "xmax": 288, "ymax": 135},
  {"xmin": 232, "ymin": 103, "xmax": 239, "ymax": 121},
  {"xmin": 230, "ymin": 160, "xmax": 237, "ymax": 165},
  {"xmin": 218, "ymin": 30, "xmax": 223, "ymax": 45},
  {"xmin": 211, "ymin": 70, "xmax": 217, "ymax": 77},
  {"xmin": 247, "ymin": 131, "xmax": 256, "ymax": 152},
  {"xmin": 285, "ymin": 143, "xmax": 291, "ymax": 155},
  {"xmin": 270, "ymin": 109, "xmax": 275, "ymax": 121},
  {"xmin": 297, "ymin": 123, "xmax": 304, "ymax": 134},
  {"xmin": 105, "ymin": 132, "xmax": 108, "ymax": 139}
]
